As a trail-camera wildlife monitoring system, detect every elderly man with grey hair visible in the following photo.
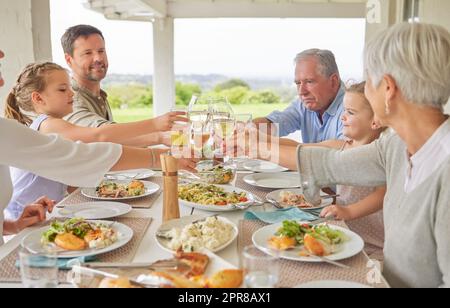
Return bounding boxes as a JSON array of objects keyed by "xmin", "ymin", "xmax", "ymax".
[{"xmin": 254, "ymin": 49, "xmax": 345, "ymax": 144}]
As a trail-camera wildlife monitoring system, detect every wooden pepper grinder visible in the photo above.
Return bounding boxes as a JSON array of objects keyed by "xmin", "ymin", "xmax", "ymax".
[{"xmin": 160, "ymin": 153, "xmax": 180, "ymax": 222}]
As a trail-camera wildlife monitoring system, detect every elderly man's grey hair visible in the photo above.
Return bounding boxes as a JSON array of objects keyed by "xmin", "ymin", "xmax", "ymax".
[
  {"xmin": 294, "ymin": 49, "xmax": 340, "ymax": 78},
  {"xmin": 364, "ymin": 22, "xmax": 450, "ymax": 110}
]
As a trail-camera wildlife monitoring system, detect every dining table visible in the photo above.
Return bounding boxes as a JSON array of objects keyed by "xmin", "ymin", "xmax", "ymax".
[{"xmin": 0, "ymin": 170, "xmax": 390, "ymax": 288}]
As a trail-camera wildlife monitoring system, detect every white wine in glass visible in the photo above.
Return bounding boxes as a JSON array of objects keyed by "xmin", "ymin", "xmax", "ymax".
[{"xmin": 213, "ymin": 118, "xmax": 236, "ymax": 139}]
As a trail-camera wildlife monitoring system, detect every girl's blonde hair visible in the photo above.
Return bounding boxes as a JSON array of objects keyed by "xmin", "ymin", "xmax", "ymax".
[{"xmin": 4, "ymin": 62, "xmax": 66, "ymax": 125}]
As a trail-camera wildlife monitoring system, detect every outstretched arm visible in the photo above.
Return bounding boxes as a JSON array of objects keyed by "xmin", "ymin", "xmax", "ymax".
[{"xmin": 40, "ymin": 112, "xmax": 187, "ymax": 146}]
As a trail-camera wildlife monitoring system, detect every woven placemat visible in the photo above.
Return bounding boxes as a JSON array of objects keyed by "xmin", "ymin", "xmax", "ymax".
[
  {"xmin": 234, "ymin": 173, "xmax": 278, "ymax": 200},
  {"xmin": 59, "ymin": 177, "xmax": 163, "ymax": 209},
  {"xmin": 0, "ymin": 217, "xmax": 152, "ymax": 283},
  {"xmin": 238, "ymin": 220, "xmax": 388, "ymax": 288}
]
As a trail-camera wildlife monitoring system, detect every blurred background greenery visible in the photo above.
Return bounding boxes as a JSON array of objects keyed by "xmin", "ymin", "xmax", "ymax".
[{"xmin": 106, "ymin": 78, "xmax": 294, "ymax": 123}]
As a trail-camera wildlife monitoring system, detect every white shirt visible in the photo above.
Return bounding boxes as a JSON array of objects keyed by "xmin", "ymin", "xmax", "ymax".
[
  {"xmin": 0, "ymin": 118, "xmax": 122, "ymax": 245},
  {"xmin": 405, "ymin": 118, "xmax": 450, "ymax": 193}
]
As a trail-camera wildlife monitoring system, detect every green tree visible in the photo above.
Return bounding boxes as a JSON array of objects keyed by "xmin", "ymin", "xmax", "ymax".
[
  {"xmin": 214, "ymin": 79, "xmax": 250, "ymax": 92},
  {"xmin": 106, "ymin": 83, "xmax": 152, "ymax": 108},
  {"xmin": 247, "ymin": 90, "xmax": 281, "ymax": 104},
  {"xmin": 175, "ymin": 82, "xmax": 202, "ymax": 105}
]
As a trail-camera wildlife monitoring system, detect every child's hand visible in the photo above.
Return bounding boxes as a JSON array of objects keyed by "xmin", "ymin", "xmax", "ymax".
[{"xmin": 320, "ymin": 205, "xmax": 353, "ymax": 221}]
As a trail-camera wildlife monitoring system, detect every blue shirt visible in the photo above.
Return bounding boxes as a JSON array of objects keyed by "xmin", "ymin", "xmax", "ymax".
[
  {"xmin": 5, "ymin": 115, "xmax": 67, "ymax": 220},
  {"xmin": 267, "ymin": 84, "xmax": 345, "ymax": 143}
]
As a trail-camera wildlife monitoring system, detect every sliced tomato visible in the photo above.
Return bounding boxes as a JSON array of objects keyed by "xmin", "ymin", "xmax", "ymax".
[
  {"xmin": 239, "ymin": 197, "xmax": 248, "ymax": 202},
  {"xmin": 215, "ymin": 201, "xmax": 227, "ymax": 206}
]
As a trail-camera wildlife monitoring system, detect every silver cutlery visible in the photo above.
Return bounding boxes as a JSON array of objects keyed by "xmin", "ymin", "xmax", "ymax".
[
  {"xmin": 308, "ymin": 255, "xmax": 350, "ymax": 269},
  {"xmin": 308, "ymin": 215, "xmax": 336, "ymax": 225}
]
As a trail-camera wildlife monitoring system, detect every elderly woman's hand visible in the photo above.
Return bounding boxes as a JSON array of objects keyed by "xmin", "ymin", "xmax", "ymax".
[{"xmin": 14, "ymin": 197, "xmax": 56, "ymax": 232}]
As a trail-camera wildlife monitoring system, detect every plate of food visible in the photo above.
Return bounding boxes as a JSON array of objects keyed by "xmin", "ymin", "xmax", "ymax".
[
  {"xmin": 73, "ymin": 250, "xmax": 243, "ymax": 288},
  {"xmin": 58, "ymin": 202, "xmax": 132, "ymax": 220},
  {"xmin": 196, "ymin": 164, "xmax": 236, "ymax": 185},
  {"xmin": 22, "ymin": 218, "xmax": 133, "ymax": 258},
  {"xmin": 155, "ymin": 215, "xmax": 238, "ymax": 253},
  {"xmin": 243, "ymin": 160, "xmax": 289, "ymax": 173},
  {"xmin": 178, "ymin": 183, "xmax": 255, "ymax": 212},
  {"xmin": 81, "ymin": 180, "xmax": 160, "ymax": 201},
  {"xmin": 104, "ymin": 169, "xmax": 155, "ymax": 180},
  {"xmin": 266, "ymin": 189, "xmax": 333, "ymax": 211},
  {"xmin": 252, "ymin": 220, "xmax": 364, "ymax": 262},
  {"xmin": 243, "ymin": 172, "xmax": 300, "ymax": 189}
]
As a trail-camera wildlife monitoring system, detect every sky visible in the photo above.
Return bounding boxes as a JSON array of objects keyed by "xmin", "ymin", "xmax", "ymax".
[{"xmin": 50, "ymin": 0, "xmax": 366, "ymax": 80}]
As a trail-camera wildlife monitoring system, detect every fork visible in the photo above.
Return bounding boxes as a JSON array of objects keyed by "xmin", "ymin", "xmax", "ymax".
[{"xmin": 104, "ymin": 173, "xmax": 142, "ymax": 181}]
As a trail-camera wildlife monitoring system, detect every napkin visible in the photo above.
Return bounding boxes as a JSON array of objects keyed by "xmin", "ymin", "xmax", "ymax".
[
  {"xmin": 16, "ymin": 255, "xmax": 97, "ymax": 270},
  {"xmin": 244, "ymin": 207, "xmax": 317, "ymax": 224}
]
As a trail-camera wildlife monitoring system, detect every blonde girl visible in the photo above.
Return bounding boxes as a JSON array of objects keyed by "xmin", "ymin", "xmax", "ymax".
[{"xmin": 4, "ymin": 62, "xmax": 196, "ymax": 219}]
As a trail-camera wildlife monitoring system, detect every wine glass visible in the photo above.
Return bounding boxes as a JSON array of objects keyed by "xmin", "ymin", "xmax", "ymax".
[
  {"xmin": 187, "ymin": 95, "xmax": 213, "ymax": 159},
  {"xmin": 209, "ymin": 97, "xmax": 236, "ymax": 160},
  {"xmin": 234, "ymin": 114, "xmax": 253, "ymax": 161}
]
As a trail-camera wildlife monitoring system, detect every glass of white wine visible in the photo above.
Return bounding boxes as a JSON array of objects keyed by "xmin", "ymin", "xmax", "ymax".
[
  {"xmin": 170, "ymin": 107, "xmax": 189, "ymax": 156},
  {"xmin": 209, "ymin": 97, "xmax": 236, "ymax": 160},
  {"xmin": 187, "ymin": 95, "xmax": 213, "ymax": 159},
  {"xmin": 234, "ymin": 114, "xmax": 253, "ymax": 161}
]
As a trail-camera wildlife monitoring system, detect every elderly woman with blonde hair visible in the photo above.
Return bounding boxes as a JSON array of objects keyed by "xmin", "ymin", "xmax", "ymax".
[{"xmin": 296, "ymin": 22, "xmax": 450, "ymax": 288}]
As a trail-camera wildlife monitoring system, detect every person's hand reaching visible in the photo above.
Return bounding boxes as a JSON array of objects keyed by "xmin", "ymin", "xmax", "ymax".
[{"xmin": 14, "ymin": 196, "xmax": 56, "ymax": 232}]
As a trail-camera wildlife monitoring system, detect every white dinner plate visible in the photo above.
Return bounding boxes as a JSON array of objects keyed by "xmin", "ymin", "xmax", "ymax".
[
  {"xmin": 104, "ymin": 169, "xmax": 155, "ymax": 180},
  {"xmin": 243, "ymin": 160, "xmax": 289, "ymax": 173},
  {"xmin": 243, "ymin": 172, "xmax": 300, "ymax": 189},
  {"xmin": 179, "ymin": 185, "xmax": 255, "ymax": 212},
  {"xmin": 155, "ymin": 215, "xmax": 238, "ymax": 253},
  {"xmin": 22, "ymin": 220, "xmax": 134, "ymax": 259},
  {"xmin": 81, "ymin": 180, "xmax": 160, "ymax": 201},
  {"xmin": 57, "ymin": 202, "xmax": 132, "ymax": 220},
  {"xmin": 265, "ymin": 189, "xmax": 333, "ymax": 211},
  {"xmin": 295, "ymin": 280, "xmax": 372, "ymax": 288},
  {"xmin": 252, "ymin": 223, "xmax": 364, "ymax": 262}
]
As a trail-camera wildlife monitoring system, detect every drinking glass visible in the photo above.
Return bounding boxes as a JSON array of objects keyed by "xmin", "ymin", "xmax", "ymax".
[
  {"xmin": 233, "ymin": 114, "xmax": 253, "ymax": 161},
  {"xmin": 170, "ymin": 106, "xmax": 190, "ymax": 151},
  {"xmin": 242, "ymin": 245, "xmax": 279, "ymax": 288},
  {"xmin": 187, "ymin": 95, "xmax": 213, "ymax": 159},
  {"xmin": 19, "ymin": 244, "xmax": 58, "ymax": 288},
  {"xmin": 209, "ymin": 97, "xmax": 236, "ymax": 160}
]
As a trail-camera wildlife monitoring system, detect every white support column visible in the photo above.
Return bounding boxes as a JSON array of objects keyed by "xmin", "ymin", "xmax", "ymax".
[
  {"xmin": 0, "ymin": 0, "xmax": 52, "ymax": 113},
  {"xmin": 365, "ymin": 0, "xmax": 399, "ymax": 44},
  {"xmin": 152, "ymin": 17, "xmax": 175, "ymax": 116}
]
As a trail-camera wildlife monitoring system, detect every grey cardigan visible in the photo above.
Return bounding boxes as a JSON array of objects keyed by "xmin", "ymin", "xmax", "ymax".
[{"xmin": 297, "ymin": 132, "xmax": 450, "ymax": 288}]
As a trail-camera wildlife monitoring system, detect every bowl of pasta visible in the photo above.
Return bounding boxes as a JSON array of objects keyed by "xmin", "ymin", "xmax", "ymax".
[{"xmin": 178, "ymin": 183, "xmax": 255, "ymax": 212}]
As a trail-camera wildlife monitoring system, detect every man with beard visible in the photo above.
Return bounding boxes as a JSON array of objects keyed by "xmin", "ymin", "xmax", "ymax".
[
  {"xmin": 62, "ymin": 25, "xmax": 115, "ymax": 127},
  {"xmin": 61, "ymin": 25, "xmax": 174, "ymax": 146}
]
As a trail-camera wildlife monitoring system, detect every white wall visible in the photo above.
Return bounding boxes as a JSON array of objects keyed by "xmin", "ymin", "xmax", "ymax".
[
  {"xmin": 0, "ymin": 0, "xmax": 51, "ymax": 114},
  {"xmin": 418, "ymin": 0, "xmax": 450, "ymax": 115},
  {"xmin": 365, "ymin": 0, "xmax": 399, "ymax": 43}
]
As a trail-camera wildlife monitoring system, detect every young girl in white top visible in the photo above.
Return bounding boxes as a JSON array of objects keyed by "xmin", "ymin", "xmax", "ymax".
[{"xmin": 3, "ymin": 62, "xmax": 197, "ymax": 219}]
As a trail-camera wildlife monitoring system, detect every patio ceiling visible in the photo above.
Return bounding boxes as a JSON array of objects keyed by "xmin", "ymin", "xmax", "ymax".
[{"xmin": 83, "ymin": 0, "xmax": 368, "ymax": 21}]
